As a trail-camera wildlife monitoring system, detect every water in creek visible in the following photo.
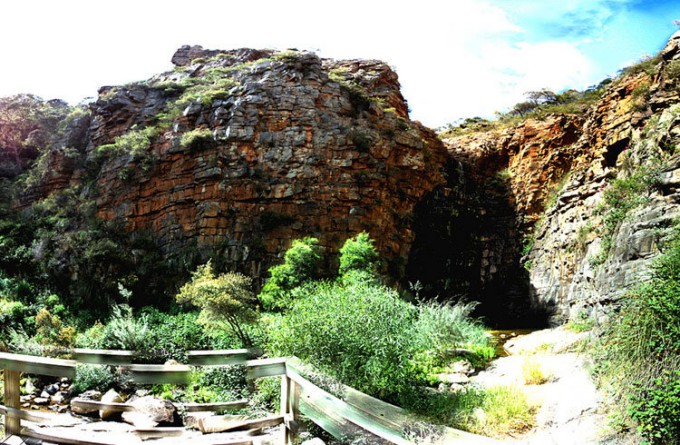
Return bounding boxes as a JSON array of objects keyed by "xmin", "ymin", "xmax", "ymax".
[{"xmin": 487, "ymin": 329, "xmax": 536, "ymax": 357}]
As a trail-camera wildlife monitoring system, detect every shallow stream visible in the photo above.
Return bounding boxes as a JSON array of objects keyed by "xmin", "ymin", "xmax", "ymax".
[{"xmin": 487, "ymin": 329, "xmax": 536, "ymax": 356}]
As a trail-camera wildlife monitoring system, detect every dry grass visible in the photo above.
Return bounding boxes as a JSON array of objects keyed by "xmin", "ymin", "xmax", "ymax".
[{"xmin": 522, "ymin": 358, "xmax": 551, "ymax": 385}]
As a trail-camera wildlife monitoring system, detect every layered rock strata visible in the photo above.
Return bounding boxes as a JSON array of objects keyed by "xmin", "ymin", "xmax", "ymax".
[{"xmin": 28, "ymin": 47, "xmax": 448, "ymax": 280}]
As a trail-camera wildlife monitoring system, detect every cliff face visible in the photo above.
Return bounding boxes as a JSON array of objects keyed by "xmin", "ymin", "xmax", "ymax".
[
  {"xmin": 439, "ymin": 33, "xmax": 680, "ymax": 324},
  {"xmin": 27, "ymin": 47, "xmax": 448, "ymax": 281},
  {"xmin": 11, "ymin": 36, "xmax": 680, "ymax": 323}
]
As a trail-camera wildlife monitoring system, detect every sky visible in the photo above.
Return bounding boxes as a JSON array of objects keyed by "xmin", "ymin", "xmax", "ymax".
[{"xmin": 1, "ymin": 0, "xmax": 679, "ymax": 128}]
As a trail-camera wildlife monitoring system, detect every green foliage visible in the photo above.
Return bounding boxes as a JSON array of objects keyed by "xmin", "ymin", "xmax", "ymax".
[
  {"xmin": 408, "ymin": 385, "xmax": 534, "ymax": 437},
  {"xmin": 566, "ymin": 310, "xmax": 595, "ymax": 332},
  {"xmin": 94, "ymin": 126, "xmax": 158, "ymax": 172},
  {"xmin": 594, "ymin": 234, "xmax": 680, "ymax": 443},
  {"xmin": 0, "ymin": 94, "xmax": 72, "ymax": 176},
  {"xmin": 7, "ymin": 328, "xmax": 44, "ymax": 356},
  {"xmin": 412, "ymin": 300, "xmax": 489, "ymax": 354},
  {"xmin": 522, "ymin": 359, "xmax": 551, "ymax": 385},
  {"xmin": 267, "ymin": 276, "xmax": 418, "ymax": 403},
  {"xmin": 34, "ymin": 308, "xmax": 75, "ymax": 348},
  {"xmin": 338, "ymin": 232, "xmax": 379, "ymax": 276},
  {"xmin": 101, "ymin": 304, "xmax": 150, "ymax": 351},
  {"xmin": 0, "ymin": 298, "xmax": 27, "ymax": 342},
  {"xmin": 631, "ymin": 79, "xmax": 652, "ymax": 112},
  {"xmin": 138, "ymin": 307, "xmax": 213, "ymax": 362},
  {"xmin": 72, "ymin": 364, "xmax": 115, "ymax": 394},
  {"xmin": 621, "ymin": 55, "xmax": 662, "ymax": 77},
  {"xmin": 179, "ymin": 128, "xmax": 213, "ymax": 149},
  {"xmin": 521, "ymin": 234, "xmax": 536, "ymax": 258},
  {"xmin": 176, "ymin": 262, "xmax": 258, "ymax": 347},
  {"xmin": 259, "ymin": 237, "xmax": 321, "ymax": 311},
  {"xmin": 439, "ymin": 82, "xmax": 608, "ymax": 138},
  {"xmin": 629, "ymin": 371, "xmax": 680, "ymax": 444},
  {"xmin": 196, "ymin": 365, "xmax": 249, "ymax": 400}
]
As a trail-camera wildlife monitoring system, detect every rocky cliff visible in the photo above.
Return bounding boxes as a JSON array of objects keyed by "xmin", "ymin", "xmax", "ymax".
[
  {"xmin": 440, "ymin": 32, "xmax": 680, "ymax": 324},
  {"xmin": 24, "ymin": 46, "xmax": 448, "ymax": 283},
  {"xmin": 7, "ymin": 36, "xmax": 680, "ymax": 323}
]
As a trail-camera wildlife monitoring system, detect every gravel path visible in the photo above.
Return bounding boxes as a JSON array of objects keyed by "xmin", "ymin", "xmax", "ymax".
[{"xmin": 472, "ymin": 327, "xmax": 629, "ymax": 444}]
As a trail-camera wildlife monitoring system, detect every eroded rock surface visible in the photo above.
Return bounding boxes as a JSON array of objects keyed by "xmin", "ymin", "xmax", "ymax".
[{"xmin": 27, "ymin": 47, "xmax": 447, "ymax": 282}]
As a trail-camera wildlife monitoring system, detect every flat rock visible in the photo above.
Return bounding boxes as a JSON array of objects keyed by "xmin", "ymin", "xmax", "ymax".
[
  {"xmin": 123, "ymin": 396, "xmax": 178, "ymax": 426},
  {"xmin": 100, "ymin": 389, "xmax": 123, "ymax": 420},
  {"xmin": 437, "ymin": 373, "xmax": 470, "ymax": 384}
]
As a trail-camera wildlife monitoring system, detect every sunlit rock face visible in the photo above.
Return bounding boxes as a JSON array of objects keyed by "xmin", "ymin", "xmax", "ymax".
[
  {"xmin": 431, "ymin": 33, "xmax": 680, "ymax": 325},
  {"xmin": 28, "ymin": 46, "xmax": 448, "ymax": 281}
]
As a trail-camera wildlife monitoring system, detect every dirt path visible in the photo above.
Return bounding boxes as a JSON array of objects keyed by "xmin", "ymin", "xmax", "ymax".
[{"xmin": 472, "ymin": 327, "xmax": 624, "ymax": 444}]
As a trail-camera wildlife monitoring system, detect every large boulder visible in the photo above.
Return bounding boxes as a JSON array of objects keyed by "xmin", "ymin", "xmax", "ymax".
[
  {"xmin": 99, "ymin": 389, "xmax": 123, "ymax": 420},
  {"xmin": 121, "ymin": 396, "xmax": 178, "ymax": 427}
]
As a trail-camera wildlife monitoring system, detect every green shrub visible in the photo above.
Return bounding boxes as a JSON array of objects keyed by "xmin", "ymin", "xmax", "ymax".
[
  {"xmin": 259, "ymin": 237, "xmax": 321, "ymax": 311},
  {"xmin": 179, "ymin": 128, "xmax": 213, "ymax": 149},
  {"xmin": 94, "ymin": 126, "xmax": 158, "ymax": 172},
  {"xmin": 72, "ymin": 364, "xmax": 115, "ymax": 394},
  {"xmin": 407, "ymin": 385, "xmax": 534, "ymax": 437},
  {"xmin": 138, "ymin": 308, "xmax": 212, "ymax": 362},
  {"xmin": 7, "ymin": 328, "xmax": 43, "ymax": 356},
  {"xmin": 629, "ymin": 370, "xmax": 680, "ymax": 444},
  {"xmin": 267, "ymin": 277, "xmax": 417, "ymax": 403},
  {"xmin": 338, "ymin": 232, "xmax": 379, "ymax": 276},
  {"xmin": 104, "ymin": 305, "xmax": 150, "ymax": 351},
  {"xmin": 196, "ymin": 365, "xmax": 249, "ymax": 400},
  {"xmin": 176, "ymin": 262, "xmax": 258, "ymax": 347},
  {"xmin": 0, "ymin": 299, "xmax": 27, "ymax": 341},
  {"xmin": 522, "ymin": 359, "xmax": 550, "ymax": 385},
  {"xmin": 412, "ymin": 300, "xmax": 489, "ymax": 354},
  {"xmin": 594, "ymin": 234, "xmax": 680, "ymax": 443},
  {"xmin": 592, "ymin": 165, "xmax": 660, "ymax": 264}
]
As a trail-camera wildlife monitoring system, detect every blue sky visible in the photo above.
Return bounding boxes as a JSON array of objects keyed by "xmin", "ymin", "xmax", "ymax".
[{"xmin": 0, "ymin": 0, "xmax": 679, "ymax": 128}]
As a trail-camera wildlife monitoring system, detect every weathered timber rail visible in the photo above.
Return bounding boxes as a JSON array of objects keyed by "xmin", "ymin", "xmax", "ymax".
[{"xmin": 0, "ymin": 350, "xmax": 500, "ymax": 444}]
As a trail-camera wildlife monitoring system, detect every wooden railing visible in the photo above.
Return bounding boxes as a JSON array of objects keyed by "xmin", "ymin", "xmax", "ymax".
[{"xmin": 0, "ymin": 350, "xmax": 500, "ymax": 444}]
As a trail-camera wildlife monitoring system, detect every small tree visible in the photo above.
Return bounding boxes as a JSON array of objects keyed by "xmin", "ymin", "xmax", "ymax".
[
  {"xmin": 176, "ymin": 261, "xmax": 257, "ymax": 347},
  {"xmin": 339, "ymin": 232, "xmax": 379, "ymax": 276},
  {"xmin": 259, "ymin": 237, "xmax": 321, "ymax": 311}
]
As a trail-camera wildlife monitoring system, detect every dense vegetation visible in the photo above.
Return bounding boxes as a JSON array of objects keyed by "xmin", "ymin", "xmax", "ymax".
[
  {"xmin": 0, "ymin": 230, "xmax": 536, "ymax": 437},
  {"xmin": 594, "ymin": 233, "xmax": 680, "ymax": 444}
]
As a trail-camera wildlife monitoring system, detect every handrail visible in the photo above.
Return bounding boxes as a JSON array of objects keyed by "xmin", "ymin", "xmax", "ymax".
[{"xmin": 0, "ymin": 351, "xmax": 500, "ymax": 444}]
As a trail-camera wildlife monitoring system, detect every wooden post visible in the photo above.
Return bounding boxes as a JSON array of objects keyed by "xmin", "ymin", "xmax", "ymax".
[
  {"xmin": 280, "ymin": 375, "xmax": 291, "ymax": 445},
  {"xmin": 4, "ymin": 369, "xmax": 21, "ymax": 436},
  {"xmin": 280, "ymin": 374, "xmax": 300, "ymax": 445}
]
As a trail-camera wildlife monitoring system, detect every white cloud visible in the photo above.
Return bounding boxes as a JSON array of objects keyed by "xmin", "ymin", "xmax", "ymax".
[{"xmin": 0, "ymin": 0, "xmax": 665, "ymax": 127}]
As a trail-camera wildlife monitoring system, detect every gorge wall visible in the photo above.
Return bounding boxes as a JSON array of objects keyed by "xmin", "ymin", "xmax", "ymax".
[
  {"xmin": 22, "ymin": 46, "xmax": 447, "ymax": 285},
  {"xmin": 7, "ymin": 35, "xmax": 680, "ymax": 324},
  {"xmin": 437, "ymin": 32, "xmax": 680, "ymax": 324}
]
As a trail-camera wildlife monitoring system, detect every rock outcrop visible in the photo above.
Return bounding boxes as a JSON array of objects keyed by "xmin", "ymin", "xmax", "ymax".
[
  {"xmin": 26, "ymin": 46, "xmax": 447, "ymax": 282},
  {"xmin": 441, "ymin": 34, "xmax": 680, "ymax": 324},
  {"xmin": 11, "ymin": 36, "xmax": 680, "ymax": 324}
]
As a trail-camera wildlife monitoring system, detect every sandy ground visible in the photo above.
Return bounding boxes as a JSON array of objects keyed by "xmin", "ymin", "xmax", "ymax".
[{"xmin": 472, "ymin": 327, "xmax": 632, "ymax": 445}]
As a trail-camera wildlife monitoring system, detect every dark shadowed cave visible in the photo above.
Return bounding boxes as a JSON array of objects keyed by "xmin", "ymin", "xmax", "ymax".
[{"xmin": 405, "ymin": 158, "xmax": 553, "ymax": 328}]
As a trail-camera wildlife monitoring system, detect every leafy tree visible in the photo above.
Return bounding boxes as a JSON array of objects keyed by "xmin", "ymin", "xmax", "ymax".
[
  {"xmin": 259, "ymin": 237, "xmax": 321, "ymax": 311},
  {"xmin": 338, "ymin": 232, "xmax": 379, "ymax": 276},
  {"xmin": 176, "ymin": 261, "xmax": 257, "ymax": 347},
  {"xmin": 0, "ymin": 94, "xmax": 72, "ymax": 178}
]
